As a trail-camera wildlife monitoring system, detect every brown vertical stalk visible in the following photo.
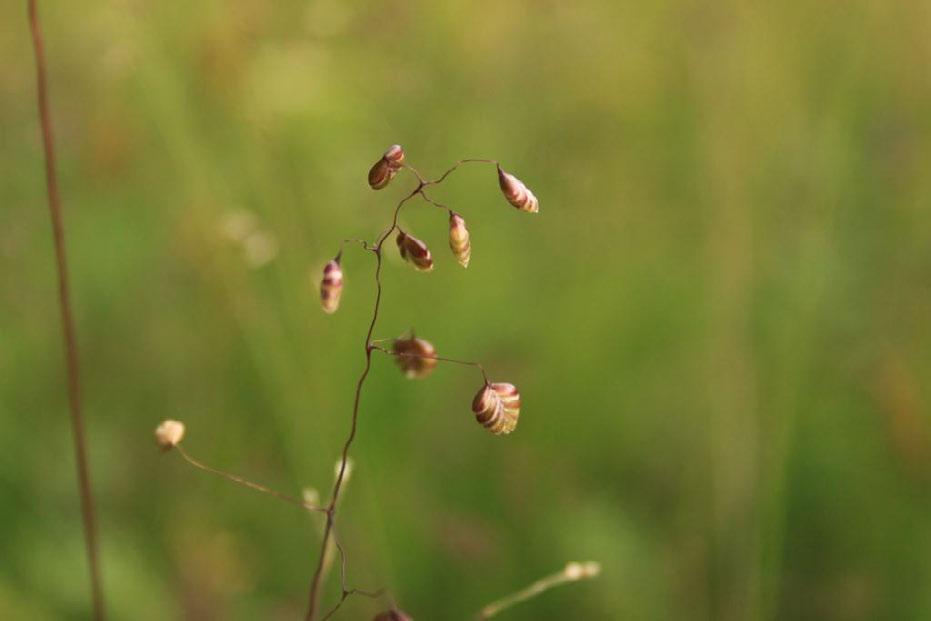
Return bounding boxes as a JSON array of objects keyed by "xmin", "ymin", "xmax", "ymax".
[
  {"xmin": 305, "ymin": 188, "xmax": 417, "ymax": 621},
  {"xmin": 27, "ymin": 2, "xmax": 106, "ymax": 619}
]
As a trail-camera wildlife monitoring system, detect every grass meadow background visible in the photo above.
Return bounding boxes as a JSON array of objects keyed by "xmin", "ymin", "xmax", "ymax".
[{"xmin": 2, "ymin": 1, "xmax": 931, "ymax": 619}]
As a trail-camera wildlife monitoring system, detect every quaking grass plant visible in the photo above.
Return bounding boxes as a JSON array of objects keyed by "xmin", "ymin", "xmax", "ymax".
[
  {"xmin": 157, "ymin": 149, "xmax": 597, "ymax": 619},
  {"xmin": 25, "ymin": 0, "xmax": 595, "ymax": 614}
]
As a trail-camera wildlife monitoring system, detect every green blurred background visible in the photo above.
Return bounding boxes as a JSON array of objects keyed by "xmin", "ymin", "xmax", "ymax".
[{"xmin": 2, "ymin": 1, "xmax": 931, "ymax": 619}]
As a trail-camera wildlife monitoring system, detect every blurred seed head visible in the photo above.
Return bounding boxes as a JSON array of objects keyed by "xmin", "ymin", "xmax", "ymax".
[
  {"xmin": 563, "ymin": 561, "xmax": 601, "ymax": 581},
  {"xmin": 497, "ymin": 167, "xmax": 539, "ymax": 213},
  {"xmin": 471, "ymin": 383, "xmax": 520, "ymax": 434},
  {"xmin": 368, "ymin": 144, "xmax": 405, "ymax": 190},
  {"xmin": 448, "ymin": 212, "xmax": 471, "ymax": 268},
  {"xmin": 155, "ymin": 419, "xmax": 186, "ymax": 451},
  {"xmin": 392, "ymin": 335, "xmax": 438, "ymax": 379},
  {"xmin": 218, "ymin": 209, "xmax": 278, "ymax": 268},
  {"xmin": 319, "ymin": 259, "xmax": 344, "ymax": 314},
  {"xmin": 242, "ymin": 230, "xmax": 278, "ymax": 268},
  {"xmin": 373, "ymin": 611, "xmax": 413, "ymax": 621},
  {"xmin": 396, "ymin": 231, "xmax": 434, "ymax": 272},
  {"xmin": 219, "ymin": 209, "xmax": 259, "ymax": 242},
  {"xmin": 302, "ymin": 487, "xmax": 320, "ymax": 508},
  {"xmin": 334, "ymin": 457, "xmax": 354, "ymax": 485}
]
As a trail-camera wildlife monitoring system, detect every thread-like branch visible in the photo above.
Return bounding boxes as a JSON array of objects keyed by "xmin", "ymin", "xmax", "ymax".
[
  {"xmin": 371, "ymin": 344, "xmax": 489, "ymax": 384},
  {"xmin": 477, "ymin": 561, "xmax": 601, "ymax": 620},
  {"xmin": 174, "ymin": 446, "xmax": 326, "ymax": 513},
  {"xmin": 306, "ymin": 158, "xmax": 499, "ymax": 620},
  {"xmin": 27, "ymin": 2, "xmax": 105, "ymax": 619}
]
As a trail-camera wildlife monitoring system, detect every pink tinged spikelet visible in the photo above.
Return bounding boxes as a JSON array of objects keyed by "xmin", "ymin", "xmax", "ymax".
[
  {"xmin": 396, "ymin": 230, "xmax": 434, "ymax": 272},
  {"xmin": 392, "ymin": 335, "xmax": 438, "ymax": 379},
  {"xmin": 448, "ymin": 212, "xmax": 471, "ymax": 268},
  {"xmin": 497, "ymin": 166, "xmax": 539, "ymax": 213},
  {"xmin": 471, "ymin": 382, "xmax": 520, "ymax": 434},
  {"xmin": 320, "ymin": 260, "xmax": 343, "ymax": 314},
  {"xmin": 368, "ymin": 144, "xmax": 406, "ymax": 190}
]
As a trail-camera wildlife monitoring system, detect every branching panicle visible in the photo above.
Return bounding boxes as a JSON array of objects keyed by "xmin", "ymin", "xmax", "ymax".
[
  {"xmin": 306, "ymin": 147, "xmax": 538, "ymax": 619},
  {"xmin": 157, "ymin": 145, "xmax": 548, "ymax": 620}
]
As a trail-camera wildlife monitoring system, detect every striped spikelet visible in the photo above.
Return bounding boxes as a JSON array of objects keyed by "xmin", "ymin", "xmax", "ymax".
[
  {"xmin": 497, "ymin": 166, "xmax": 539, "ymax": 213},
  {"xmin": 368, "ymin": 144, "xmax": 405, "ymax": 190},
  {"xmin": 396, "ymin": 230, "xmax": 434, "ymax": 272},
  {"xmin": 319, "ymin": 260, "xmax": 343, "ymax": 313},
  {"xmin": 448, "ymin": 212, "xmax": 471, "ymax": 268},
  {"xmin": 471, "ymin": 382, "xmax": 520, "ymax": 435}
]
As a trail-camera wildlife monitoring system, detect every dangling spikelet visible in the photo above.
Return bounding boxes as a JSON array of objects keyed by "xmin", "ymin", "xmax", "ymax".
[
  {"xmin": 396, "ymin": 230, "xmax": 434, "ymax": 272},
  {"xmin": 471, "ymin": 382, "xmax": 520, "ymax": 434},
  {"xmin": 392, "ymin": 335, "xmax": 438, "ymax": 379},
  {"xmin": 497, "ymin": 166, "xmax": 539, "ymax": 213},
  {"xmin": 368, "ymin": 144, "xmax": 405, "ymax": 190},
  {"xmin": 448, "ymin": 212, "xmax": 471, "ymax": 268},
  {"xmin": 319, "ymin": 259, "xmax": 343, "ymax": 314},
  {"xmin": 155, "ymin": 419, "xmax": 186, "ymax": 451}
]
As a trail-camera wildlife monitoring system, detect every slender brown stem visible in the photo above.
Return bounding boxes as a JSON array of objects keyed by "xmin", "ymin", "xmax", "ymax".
[
  {"xmin": 27, "ymin": 2, "xmax": 105, "ymax": 619},
  {"xmin": 174, "ymin": 446, "xmax": 325, "ymax": 513},
  {"xmin": 306, "ymin": 157, "xmax": 498, "ymax": 619},
  {"xmin": 305, "ymin": 188, "xmax": 420, "ymax": 620}
]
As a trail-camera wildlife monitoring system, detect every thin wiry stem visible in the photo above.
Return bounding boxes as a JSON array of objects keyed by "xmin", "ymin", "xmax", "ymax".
[
  {"xmin": 27, "ymin": 2, "xmax": 105, "ymax": 618},
  {"xmin": 477, "ymin": 562, "xmax": 601, "ymax": 620},
  {"xmin": 305, "ymin": 187, "xmax": 420, "ymax": 620},
  {"xmin": 306, "ymin": 157, "xmax": 497, "ymax": 619},
  {"xmin": 372, "ymin": 344, "xmax": 490, "ymax": 384},
  {"xmin": 174, "ymin": 446, "xmax": 326, "ymax": 513},
  {"xmin": 417, "ymin": 189, "xmax": 449, "ymax": 212}
]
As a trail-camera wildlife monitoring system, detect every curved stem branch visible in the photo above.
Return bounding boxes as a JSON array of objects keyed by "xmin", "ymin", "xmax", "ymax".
[
  {"xmin": 305, "ymin": 188, "xmax": 420, "ymax": 620},
  {"xmin": 174, "ymin": 446, "xmax": 325, "ymax": 513},
  {"xmin": 372, "ymin": 345, "xmax": 489, "ymax": 384}
]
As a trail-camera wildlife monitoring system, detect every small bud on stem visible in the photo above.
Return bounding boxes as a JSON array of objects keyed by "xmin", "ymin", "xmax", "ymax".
[
  {"xmin": 368, "ymin": 145, "xmax": 406, "ymax": 190},
  {"xmin": 497, "ymin": 166, "xmax": 539, "ymax": 213},
  {"xmin": 448, "ymin": 211, "xmax": 472, "ymax": 268},
  {"xmin": 392, "ymin": 335, "xmax": 438, "ymax": 379},
  {"xmin": 396, "ymin": 230, "xmax": 434, "ymax": 272},
  {"xmin": 319, "ymin": 259, "xmax": 344, "ymax": 314},
  {"xmin": 155, "ymin": 419, "xmax": 185, "ymax": 451}
]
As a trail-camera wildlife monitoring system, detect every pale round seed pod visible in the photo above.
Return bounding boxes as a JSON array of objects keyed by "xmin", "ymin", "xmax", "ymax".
[
  {"xmin": 373, "ymin": 611, "xmax": 413, "ymax": 621},
  {"xmin": 155, "ymin": 419, "xmax": 185, "ymax": 451},
  {"xmin": 471, "ymin": 382, "xmax": 520, "ymax": 434},
  {"xmin": 396, "ymin": 231, "xmax": 434, "ymax": 272},
  {"xmin": 392, "ymin": 335, "xmax": 438, "ymax": 379},
  {"xmin": 448, "ymin": 212, "xmax": 471, "ymax": 268},
  {"xmin": 497, "ymin": 167, "xmax": 539, "ymax": 213},
  {"xmin": 319, "ymin": 259, "xmax": 343, "ymax": 314},
  {"xmin": 368, "ymin": 144, "xmax": 405, "ymax": 190}
]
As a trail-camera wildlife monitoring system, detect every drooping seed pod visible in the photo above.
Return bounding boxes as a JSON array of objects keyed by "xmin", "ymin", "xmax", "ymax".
[
  {"xmin": 448, "ymin": 212, "xmax": 471, "ymax": 268},
  {"xmin": 319, "ymin": 259, "xmax": 344, "ymax": 314},
  {"xmin": 396, "ymin": 230, "xmax": 434, "ymax": 272},
  {"xmin": 497, "ymin": 166, "xmax": 539, "ymax": 213},
  {"xmin": 392, "ymin": 335, "xmax": 437, "ymax": 379},
  {"xmin": 373, "ymin": 611, "xmax": 413, "ymax": 621},
  {"xmin": 155, "ymin": 419, "xmax": 186, "ymax": 451},
  {"xmin": 368, "ymin": 144, "xmax": 405, "ymax": 190},
  {"xmin": 471, "ymin": 382, "xmax": 521, "ymax": 435}
]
